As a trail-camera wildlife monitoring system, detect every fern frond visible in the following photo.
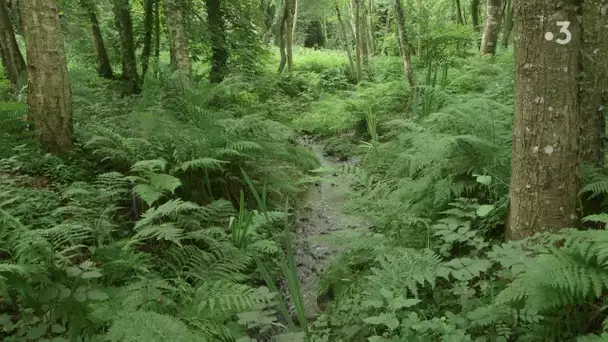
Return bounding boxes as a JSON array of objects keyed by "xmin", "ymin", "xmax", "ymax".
[{"xmin": 106, "ymin": 310, "xmax": 204, "ymax": 342}]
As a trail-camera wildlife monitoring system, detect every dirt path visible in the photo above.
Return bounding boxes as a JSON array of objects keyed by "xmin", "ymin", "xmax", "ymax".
[{"xmin": 283, "ymin": 136, "xmax": 371, "ymax": 319}]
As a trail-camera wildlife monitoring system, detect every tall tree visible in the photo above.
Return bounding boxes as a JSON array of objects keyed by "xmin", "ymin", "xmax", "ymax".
[
  {"xmin": 165, "ymin": 0, "xmax": 191, "ymax": 77},
  {"xmin": 141, "ymin": 0, "xmax": 154, "ymax": 77},
  {"xmin": 113, "ymin": 0, "xmax": 140, "ymax": 93},
  {"xmin": 335, "ymin": 5, "xmax": 356, "ymax": 80},
  {"xmin": 205, "ymin": 0, "xmax": 227, "ymax": 82},
  {"xmin": 416, "ymin": 0, "xmax": 424, "ymax": 55},
  {"xmin": 455, "ymin": 0, "xmax": 464, "ymax": 25},
  {"xmin": 154, "ymin": 0, "xmax": 160, "ymax": 60},
  {"xmin": 471, "ymin": 0, "xmax": 481, "ymax": 48},
  {"xmin": 507, "ymin": 0, "xmax": 581, "ymax": 240},
  {"xmin": 20, "ymin": 0, "xmax": 73, "ymax": 154},
  {"xmin": 354, "ymin": 0, "xmax": 366, "ymax": 70},
  {"xmin": 480, "ymin": 0, "xmax": 503, "ymax": 55},
  {"xmin": 580, "ymin": 1, "xmax": 608, "ymax": 167},
  {"xmin": 291, "ymin": 0, "xmax": 299, "ymax": 43},
  {"xmin": 500, "ymin": 0, "xmax": 514, "ymax": 49},
  {"xmin": 359, "ymin": 0, "xmax": 369, "ymax": 66},
  {"xmin": 285, "ymin": 0, "xmax": 294, "ymax": 72},
  {"xmin": 366, "ymin": 0, "xmax": 374, "ymax": 55},
  {"xmin": 81, "ymin": 0, "xmax": 113, "ymax": 79},
  {"xmin": 277, "ymin": 0, "xmax": 293, "ymax": 73},
  {"xmin": 0, "ymin": 0, "xmax": 25, "ymax": 87},
  {"xmin": 393, "ymin": 0, "xmax": 414, "ymax": 88}
]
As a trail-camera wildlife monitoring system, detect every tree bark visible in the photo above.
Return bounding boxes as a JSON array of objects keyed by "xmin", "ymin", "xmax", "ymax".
[
  {"xmin": 360, "ymin": 2, "xmax": 369, "ymax": 67},
  {"xmin": 154, "ymin": 0, "xmax": 160, "ymax": 60},
  {"xmin": 20, "ymin": 0, "xmax": 73, "ymax": 155},
  {"xmin": 416, "ymin": 0, "xmax": 423, "ymax": 56},
  {"xmin": 580, "ymin": 0, "xmax": 608, "ymax": 167},
  {"xmin": 455, "ymin": 0, "xmax": 464, "ymax": 25},
  {"xmin": 393, "ymin": 0, "xmax": 414, "ymax": 88},
  {"xmin": 507, "ymin": 0, "xmax": 581, "ymax": 240},
  {"xmin": 141, "ymin": 0, "xmax": 154, "ymax": 77},
  {"xmin": 291, "ymin": 0, "xmax": 299, "ymax": 44},
  {"xmin": 480, "ymin": 0, "xmax": 503, "ymax": 55},
  {"xmin": 206, "ymin": 0, "xmax": 228, "ymax": 82},
  {"xmin": 367, "ymin": 0, "xmax": 374, "ymax": 55},
  {"xmin": 165, "ymin": 0, "xmax": 192, "ymax": 76},
  {"xmin": 471, "ymin": 0, "xmax": 480, "ymax": 35},
  {"xmin": 500, "ymin": 0, "xmax": 514, "ymax": 49},
  {"xmin": 285, "ymin": 0, "xmax": 293, "ymax": 72},
  {"xmin": 277, "ymin": 0, "xmax": 288, "ymax": 73},
  {"xmin": 113, "ymin": 0, "xmax": 140, "ymax": 93},
  {"xmin": 81, "ymin": 0, "xmax": 113, "ymax": 79},
  {"xmin": 0, "ymin": 0, "xmax": 25, "ymax": 87},
  {"xmin": 354, "ymin": 0, "xmax": 367, "ymax": 71},
  {"xmin": 336, "ymin": 5, "xmax": 356, "ymax": 80}
]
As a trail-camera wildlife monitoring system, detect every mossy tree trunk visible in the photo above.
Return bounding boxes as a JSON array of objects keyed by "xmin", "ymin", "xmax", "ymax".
[
  {"xmin": 335, "ymin": 5, "xmax": 356, "ymax": 80},
  {"xmin": 154, "ymin": 0, "xmax": 160, "ymax": 60},
  {"xmin": 141, "ymin": 0, "xmax": 154, "ymax": 77},
  {"xmin": 480, "ymin": 0, "xmax": 503, "ymax": 55},
  {"xmin": 291, "ymin": 0, "xmax": 299, "ymax": 44},
  {"xmin": 394, "ymin": 0, "xmax": 414, "ymax": 88},
  {"xmin": 507, "ymin": 0, "xmax": 581, "ymax": 240},
  {"xmin": 354, "ymin": 0, "xmax": 364, "ymax": 75},
  {"xmin": 471, "ymin": 0, "xmax": 481, "ymax": 48},
  {"xmin": 455, "ymin": 0, "xmax": 464, "ymax": 25},
  {"xmin": 113, "ymin": 0, "xmax": 140, "ymax": 93},
  {"xmin": 578, "ymin": 0, "xmax": 608, "ymax": 224},
  {"xmin": 580, "ymin": 0, "xmax": 608, "ymax": 167},
  {"xmin": 206, "ymin": 0, "xmax": 228, "ymax": 82},
  {"xmin": 367, "ymin": 0, "xmax": 374, "ymax": 55},
  {"xmin": 500, "ymin": 0, "xmax": 514, "ymax": 49},
  {"xmin": 165, "ymin": 0, "xmax": 191, "ymax": 76},
  {"xmin": 277, "ymin": 0, "xmax": 293, "ymax": 73},
  {"xmin": 20, "ymin": 0, "xmax": 73, "ymax": 155},
  {"xmin": 0, "ymin": 0, "xmax": 25, "ymax": 87},
  {"xmin": 81, "ymin": 0, "xmax": 113, "ymax": 79}
]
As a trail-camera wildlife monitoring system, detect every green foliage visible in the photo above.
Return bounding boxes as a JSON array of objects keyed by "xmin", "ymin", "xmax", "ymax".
[{"xmin": 5, "ymin": 0, "xmax": 608, "ymax": 339}]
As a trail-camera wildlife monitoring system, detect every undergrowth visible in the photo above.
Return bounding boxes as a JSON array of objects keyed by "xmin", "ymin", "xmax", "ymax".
[{"xmin": 4, "ymin": 46, "xmax": 608, "ymax": 342}]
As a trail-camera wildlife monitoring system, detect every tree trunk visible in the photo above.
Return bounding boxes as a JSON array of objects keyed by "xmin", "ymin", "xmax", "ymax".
[
  {"xmin": 141, "ymin": 0, "xmax": 153, "ymax": 77},
  {"xmin": 336, "ymin": 5, "xmax": 356, "ymax": 79},
  {"xmin": 154, "ymin": 0, "xmax": 160, "ymax": 60},
  {"xmin": 507, "ymin": 0, "xmax": 581, "ymax": 240},
  {"xmin": 285, "ymin": 0, "xmax": 293, "ymax": 72},
  {"xmin": 81, "ymin": 0, "xmax": 113, "ymax": 79},
  {"xmin": 360, "ymin": 3, "xmax": 369, "ymax": 66},
  {"xmin": 5, "ymin": 0, "xmax": 20, "ymax": 35},
  {"xmin": 471, "ymin": 0, "xmax": 481, "ymax": 49},
  {"xmin": 206, "ymin": 0, "xmax": 228, "ymax": 82},
  {"xmin": 277, "ymin": 0, "xmax": 288, "ymax": 73},
  {"xmin": 480, "ymin": 0, "xmax": 503, "ymax": 55},
  {"xmin": 113, "ymin": 0, "xmax": 140, "ymax": 93},
  {"xmin": 580, "ymin": 0, "xmax": 608, "ymax": 167},
  {"xmin": 367, "ymin": 0, "xmax": 374, "ymax": 55},
  {"xmin": 291, "ymin": 0, "xmax": 299, "ymax": 44},
  {"xmin": 0, "ymin": 0, "xmax": 25, "ymax": 87},
  {"xmin": 455, "ymin": 0, "xmax": 464, "ymax": 25},
  {"xmin": 393, "ymin": 0, "xmax": 414, "ymax": 88},
  {"xmin": 354, "ymin": 0, "xmax": 364, "ymax": 79},
  {"xmin": 381, "ymin": 8, "xmax": 392, "ymax": 55},
  {"xmin": 20, "ymin": 0, "xmax": 73, "ymax": 155},
  {"xmin": 500, "ymin": 0, "xmax": 514, "ymax": 49},
  {"xmin": 416, "ymin": 0, "xmax": 424, "ymax": 56},
  {"xmin": 165, "ymin": 0, "xmax": 191, "ymax": 76}
]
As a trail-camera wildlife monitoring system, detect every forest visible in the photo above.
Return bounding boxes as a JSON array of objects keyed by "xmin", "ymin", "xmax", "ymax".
[{"xmin": 1, "ymin": 0, "xmax": 608, "ymax": 341}]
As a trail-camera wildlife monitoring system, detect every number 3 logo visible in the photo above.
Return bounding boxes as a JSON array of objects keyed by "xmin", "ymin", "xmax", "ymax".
[{"xmin": 555, "ymin": 21, "xmax": 572, "ymax": 45}]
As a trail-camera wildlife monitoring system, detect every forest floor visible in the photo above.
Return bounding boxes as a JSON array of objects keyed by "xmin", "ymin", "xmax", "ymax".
[{"xmin": 284, "ymin": 135, "xmax": 371, "ymax": 319}]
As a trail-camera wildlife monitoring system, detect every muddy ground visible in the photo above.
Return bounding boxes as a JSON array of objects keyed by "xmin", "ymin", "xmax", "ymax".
[{"xmin": 280, "ymin": 136, "xmax": 371, "ymax": 320}]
